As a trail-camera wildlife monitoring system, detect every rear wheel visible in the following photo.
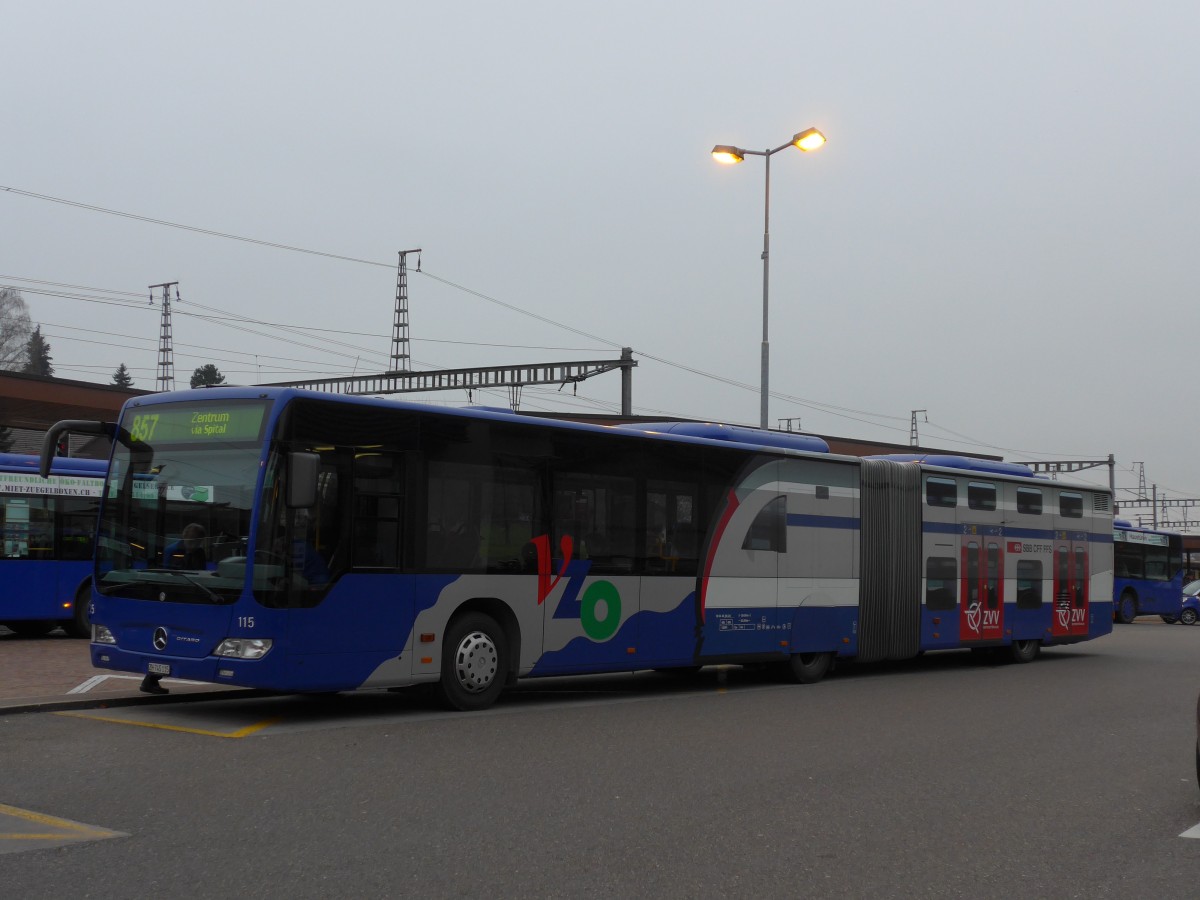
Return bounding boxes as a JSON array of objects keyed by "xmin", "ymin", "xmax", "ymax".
[
  {"xmin": 784, "ymin": 651, "xmax": 833, "ymax": 684},
  {"xmin": 1182, "ymin": 608, "xmax": 1199, "ymax": 626},
  {"xmin": 1115, "ymin": 591, "xmax": 1138, "ymax": 624},
  {"xmin": 1161, "ymin": 615, "xmax": 1179, "ymax": 624},
  {"xmin": 435, "ymin": 612, "xmax": 508, "ymax": 711},
  {"xmin": 1010, "ymin": 639, "xmax": 1040, "ymax": 664}
]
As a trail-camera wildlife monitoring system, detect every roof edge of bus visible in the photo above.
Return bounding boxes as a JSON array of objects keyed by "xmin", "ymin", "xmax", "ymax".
[
  {"xmin": 866, "ymin": 453, "xmax": 1036, "ymax": 478},
  {"xmin": 0, "ymin": 451, "xmax": 107, "ymax": 476},
  {"xmin": 613, "ymin": 421, "xmax": 830, "ymax": 454},
  {"xmin": 1114, "ymin": 518, "xmax": 1179, "ymax": 534}
]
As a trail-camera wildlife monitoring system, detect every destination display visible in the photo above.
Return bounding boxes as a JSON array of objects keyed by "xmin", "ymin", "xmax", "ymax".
[
  {"xmin": 1113, "ymin": 529, "xmax": 1169, "ymax": 546},
  {"xmin": 124, "ymin": 401, "xmax": 269, "ymax": 445}
]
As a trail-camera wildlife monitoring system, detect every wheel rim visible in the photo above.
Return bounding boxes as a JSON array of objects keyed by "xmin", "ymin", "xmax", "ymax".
[
  {"xmin": 453, "ymin": 629, "xmax": 499, "ymax": 693},
  {"xmin": 1184, "ymin": 610, "xmax": 1198, "ymax": 626}
]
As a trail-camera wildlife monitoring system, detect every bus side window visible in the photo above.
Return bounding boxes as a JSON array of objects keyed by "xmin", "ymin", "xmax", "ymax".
[
  {"xmin": 553, "ymin": 473, "xmax": 635, "ymax": 574},
  {"xmin": 2, "ymin": 495, "xmax": 29, "ymax": 558},
  {"xmin": 645, "ymin": 480, "xmax": 698, "ymax": 573},
  {"xmin": 925, "ymin": 478, "xmax": 957, "ymax": 508},
  {"xmin": 741, "ymin": 495, "xmax": 786, "ymax": 552},
  {"xmin": 29, "ymin": 502, "xmax": 54, "ymax": 560},
  {"xmin": 353, "ymin": 453, "xmax": 402, "ymax": 569},
  {"xmin": 59, "ymin": 496, "xmax": 99, "ymax": 561},
  {"xmin": 1016, "ymin": 488, "xmax": 1042, "ymax": 515}
]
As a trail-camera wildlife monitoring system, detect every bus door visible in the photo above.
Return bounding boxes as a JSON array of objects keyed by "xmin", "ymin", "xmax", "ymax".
[
  {"xmin": 959, "ymin": 529, "xmax": 1004, "ymax": 642},
  {"xmin": 284, "ymin": 449, "xmax": 412, "ymax": 662},
  {"xmin": 1051, "ymin": 533, "xmax": 1089, "ymax": 638},
  {"xmin": 539, "ymin": 473, "xmax": 641, "ymax": 673}
]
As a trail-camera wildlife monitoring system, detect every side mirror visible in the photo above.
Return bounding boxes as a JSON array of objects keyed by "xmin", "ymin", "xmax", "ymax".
[{"xmin": 286, "ymin": 452, "xmax": 320, "ymax": 508}]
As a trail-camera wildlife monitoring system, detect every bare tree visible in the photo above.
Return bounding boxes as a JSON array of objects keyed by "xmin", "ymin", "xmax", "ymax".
[{"xmin": 0, "ymin": 287, "xmax": 33, "ymax": 371}]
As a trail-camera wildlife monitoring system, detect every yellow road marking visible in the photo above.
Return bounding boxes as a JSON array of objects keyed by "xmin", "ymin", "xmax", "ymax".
[
  {"xmin": 7, "ymin": 833, "xmax": 95, "ymax": 840},
  {"xmin": 53, "ymin": 711, "xmax": 282, "ymax": 738},
  {"xmin": 0, "ymin": 803, "xmax": 122, "ymax": 841}
]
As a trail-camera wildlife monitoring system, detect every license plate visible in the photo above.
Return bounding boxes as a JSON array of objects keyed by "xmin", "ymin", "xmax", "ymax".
[{"xmin": 148, "ymin": 662, "xmax": 171, "ymax": 676}]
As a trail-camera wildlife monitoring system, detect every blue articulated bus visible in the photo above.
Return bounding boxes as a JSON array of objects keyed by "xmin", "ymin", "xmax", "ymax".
[
  {"xmin": 0, "ymin": 451, "xmax": 105, "ymax": 637},
  {"xmin": 1112, "ymin": 518, "xmax": 1184, "ymax": 623},
  {"xmin": 42, "ymin": 387, "xmax": 1115, "ymax": 709}
]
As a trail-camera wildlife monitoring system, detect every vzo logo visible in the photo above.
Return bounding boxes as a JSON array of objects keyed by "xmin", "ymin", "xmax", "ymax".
[{"xmin": 532, "ymin": 534, "xmax": 623, "ymax": 642}]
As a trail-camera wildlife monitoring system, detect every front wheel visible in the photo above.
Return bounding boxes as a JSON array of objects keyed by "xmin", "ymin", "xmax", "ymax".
[
  {"xmin": 1161, "ymin": 615, "xmax": 1179, "ymax": 625},
  {"xmin": 1182, "ymin": 608, "xmax": 1199, "ymax": 627},
  {"xmin": 435, "ymin": 612, "xmax": 508, "ymax": 711},
  {"xmin": 1115, "ymin": 591, "xmax": 1138, "ymax": 624},
  {"xmin": 1010, "ymin": 639, "xmax": 1041, "ymax": 664}
]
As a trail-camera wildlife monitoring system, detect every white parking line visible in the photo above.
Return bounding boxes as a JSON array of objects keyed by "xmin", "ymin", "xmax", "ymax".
[
  {"xmin": 67, "ymin": 674, "xmax": 206, "ymax": 694},
  {"xmin": 1179, "ymin": 822, "xmax": 1200, "ymax": 839}
]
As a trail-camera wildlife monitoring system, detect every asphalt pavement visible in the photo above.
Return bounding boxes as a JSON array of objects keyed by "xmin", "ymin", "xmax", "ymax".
[{"xmin": 0, "ymin": 626, "xmax": 248, "ymax": 714}]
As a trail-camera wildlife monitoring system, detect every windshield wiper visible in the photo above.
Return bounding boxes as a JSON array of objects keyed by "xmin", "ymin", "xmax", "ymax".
[{"xmin": 172, "ymin": 570, "xmax": 222, "ymax": 603}]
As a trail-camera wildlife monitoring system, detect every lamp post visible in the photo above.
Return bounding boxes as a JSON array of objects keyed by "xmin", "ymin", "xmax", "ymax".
[{"xmin": 712, "ymin": 127, "xmax": 826, "ymax": 430}]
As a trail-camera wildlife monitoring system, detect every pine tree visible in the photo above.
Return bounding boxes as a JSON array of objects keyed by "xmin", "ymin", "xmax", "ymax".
[
  {"xmin": 23, "ymin": 325, "xmax": 53, "ymax": 377},
  {"xmin": 112, "ymin": 363, "xmax": 134, "ymax": 387}
]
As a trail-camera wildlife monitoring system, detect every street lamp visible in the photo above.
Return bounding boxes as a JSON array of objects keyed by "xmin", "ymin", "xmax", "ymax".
[{"xmin": 712, "ymin": 127, "xmax": 826, "ymax": 429}]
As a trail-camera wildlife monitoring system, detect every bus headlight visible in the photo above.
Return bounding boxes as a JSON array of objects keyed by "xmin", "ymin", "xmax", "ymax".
[
  {"xmin": 214, "ymin": 638, "xmax": 274, "ymax": 660},
  {"xmin": 93, "ymin": 624, "xmax": 116, "ymax": 644}
]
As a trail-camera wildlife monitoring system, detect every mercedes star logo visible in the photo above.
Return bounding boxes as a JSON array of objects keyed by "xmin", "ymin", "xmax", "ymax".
[{"xmin": 153, "ymin": 627, "xmax": 168, "ymax": 651}]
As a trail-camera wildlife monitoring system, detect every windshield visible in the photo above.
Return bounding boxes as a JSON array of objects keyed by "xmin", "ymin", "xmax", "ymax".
[
  {"xmin": 96, "ymin": 399, "xmax": 271, "ymax": 604},
  {"xmin": 1184, "ymin": 580, "xmax": 1200, "ymax": 597}
]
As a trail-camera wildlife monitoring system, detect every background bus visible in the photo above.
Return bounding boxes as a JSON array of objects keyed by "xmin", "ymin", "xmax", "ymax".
[
  {"xmin": 1112, "ymin": 518, "xmax": 1184, "ymax": 623},
  {"xmin": 49, "ymin": 387, "xmax": 1115, "ymax": 708},
  {"xmin": 0, "ymin": 451, "xmax": 104, "ymax": 637}
]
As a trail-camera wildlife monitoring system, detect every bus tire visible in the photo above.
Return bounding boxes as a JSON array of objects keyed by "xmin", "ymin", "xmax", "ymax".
[
  {"xmin": 1010, "ymin": 639, "xmax": 1040, "ymax": 664},
  {"xmin": 1161, "ymin": 615, "xmax": 1179, "ymax": 625},
  {"xmin": 1116, "ymin": 591, "xmax": 1138, "ymax": 624},
  {"xmin": 4, "ymin": 620, "xmax": 57, "ymax": 638},
  {"xmin": 61, "ymin": 583, "xmax": 92, "ymax": 639},
  {"xmin": 436, "ymin": 612, "xmax": 507, "ymax": 712},
  {"xmin": 1182, "ymin": 608, "xmax": 1199, "ymax": 626},
  {"xmin": 786, "ymin": 651, "xmax": 833, "ymax": 684}
]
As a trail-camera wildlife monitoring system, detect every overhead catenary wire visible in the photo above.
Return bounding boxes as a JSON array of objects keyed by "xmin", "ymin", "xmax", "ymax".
[{"xmin": 4, "ymin": 186, "xmax": 1186, "ymax": 497}]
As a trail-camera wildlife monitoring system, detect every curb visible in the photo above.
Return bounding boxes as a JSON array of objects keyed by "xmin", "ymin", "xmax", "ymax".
[{"xmin": 0, "ymin": 688, "xmax": 271, "ymax": 717}]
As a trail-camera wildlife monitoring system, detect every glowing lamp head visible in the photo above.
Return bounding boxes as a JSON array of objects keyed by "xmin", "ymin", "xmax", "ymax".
[
  {"xmin": 711, "ymin": 145, "xmax": 745, "ymax": 164},
  {"xmin": 792, "ymin": 128, "xmax": 826, "ymax": 152}
]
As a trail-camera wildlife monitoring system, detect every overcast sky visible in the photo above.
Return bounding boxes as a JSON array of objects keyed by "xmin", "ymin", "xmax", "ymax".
[{"xmin": 4, "ymin": 1, "xmax": 1197, "ymax": 526}]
